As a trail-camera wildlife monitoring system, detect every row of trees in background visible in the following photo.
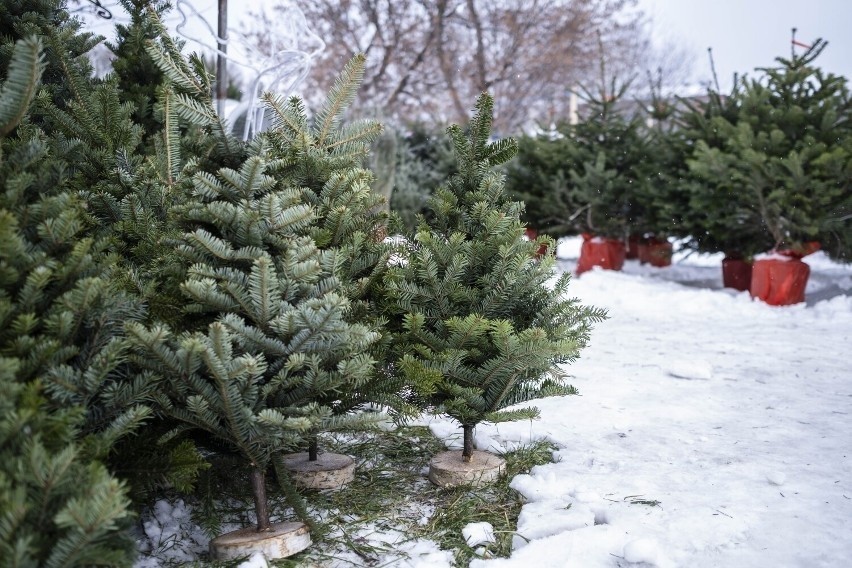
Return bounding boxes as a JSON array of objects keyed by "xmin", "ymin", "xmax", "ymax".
[
  {"xmin": 1, "ymin": 0, "xmax": 603, "ymax": 563},
  {"xmin": 390, "ymin": 39, "xmax": 851, "ymax": 266}
]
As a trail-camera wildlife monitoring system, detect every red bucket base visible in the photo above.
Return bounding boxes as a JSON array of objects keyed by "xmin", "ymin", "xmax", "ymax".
[
  {"xmin": 524, "ymin": 228, "xmax": 549, "ymax": 258},
  {"xmin": 722, "ymin": 258, "xmax": 752, "ymax": 291},
  {"xmin": 638, "ymin": 239, "xmax": 672, "ymax": 267},
  {"xmin": 750, "ymin": 258, "xmax": 809, "ymax": 306},
  {"xmin": 626, "ymin": 235, "xmax": 640, "ymax": 260},
  {"xmin": 577, "ymin": 235, "xmax": 626, "ymax": 275}
]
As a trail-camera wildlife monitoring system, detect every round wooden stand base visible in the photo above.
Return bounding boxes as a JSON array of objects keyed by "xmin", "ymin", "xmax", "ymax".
[
  {"xmin": 281, "ymin": 452, "xmax": 355, "ymax": 490},
  {"xmin": 209, "ymin": 521, "xmax": 310, "ymax": 561},
  {"xmin": 428, "ymin": 450, "xmax": 506, "ymax": 488}
]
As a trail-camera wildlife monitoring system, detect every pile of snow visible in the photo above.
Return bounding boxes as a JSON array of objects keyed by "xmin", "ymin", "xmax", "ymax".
[{"xmin": 428, "ymin": 243, "xmax": 852, "ymax": 567}]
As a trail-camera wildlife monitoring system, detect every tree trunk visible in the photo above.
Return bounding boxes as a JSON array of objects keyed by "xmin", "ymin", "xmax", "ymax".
[
  {"xmin": 251, "ymin": 465, "xmax": 271, "ymax": 532},
  {"xmin": 462, "ymin": 424, "xmax": 474, "ymax": 462},
  {"xmin": 308, "ymin": 435, "xmax": 318, "ymax": 462}
]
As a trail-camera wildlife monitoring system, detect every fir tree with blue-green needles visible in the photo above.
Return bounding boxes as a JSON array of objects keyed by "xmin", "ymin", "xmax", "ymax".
[
  {"xmin": 387, "ymin": 94, "xmax": 606, "ymax": 461},
  {"xmin": 126, "ymin": 131, "xmax": 379, "ymax": 530},
  {"xmin": 260, "ymin": 55, "xmax": 431, "ymax": 434}
]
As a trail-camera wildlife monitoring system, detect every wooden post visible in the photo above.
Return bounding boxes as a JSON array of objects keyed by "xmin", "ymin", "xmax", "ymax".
[{"xmin": 216, "ymin": 0, "xmax": 227, "ymax": 117}]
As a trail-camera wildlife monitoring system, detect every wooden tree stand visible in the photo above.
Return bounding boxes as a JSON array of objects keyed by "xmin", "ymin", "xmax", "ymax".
[
  {"xmin": 210, "ymin": 522, "xmax": 311, "ymax": 561},
  {"xmin": 281, "ymin": 452, "xmax": 356, "ymax": 490},
  {"xmin": 428, "ymin": 450, "xmax": 506, "ymax": 488}
]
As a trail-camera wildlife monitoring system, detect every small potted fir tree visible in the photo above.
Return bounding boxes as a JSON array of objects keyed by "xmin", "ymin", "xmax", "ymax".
[
  {"xmin": 387, "ymin": 94, "xmax": 605, "ymax": 487},
  {"xmin": 676, "ymin": 70, "xmax": 770, "ymax": 290}
]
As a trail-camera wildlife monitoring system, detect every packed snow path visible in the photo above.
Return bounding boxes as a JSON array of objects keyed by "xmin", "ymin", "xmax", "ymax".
[{"xmin": 430, "ymin": 244, "xmax": 852, "ymax": 567}]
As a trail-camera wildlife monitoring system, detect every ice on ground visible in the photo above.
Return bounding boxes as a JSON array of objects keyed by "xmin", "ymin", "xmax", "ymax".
[{"xmin": 463, "ymin": 521, "xmax": 496, "ymax": 547}]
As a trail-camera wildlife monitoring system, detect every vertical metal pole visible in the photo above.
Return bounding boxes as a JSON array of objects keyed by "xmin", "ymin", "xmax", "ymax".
[{"xmin": 216, "ymin": 0, "xmax": 227, "ymax": 117}]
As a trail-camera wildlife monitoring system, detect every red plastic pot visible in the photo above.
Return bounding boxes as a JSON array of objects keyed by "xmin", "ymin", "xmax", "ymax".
[
  {"xmin": 626, "ymin": 235, "xmax": 641, "ymax": 260},
  {"xmin": 638, "ymin": 238, "xmax": 673, "ymax": 267},
  {"xmin": 524, "ymin": 228, "xmax": 549, "ymax": 258},
  {"xmin": 750, "ymin": 257, "xmax": 810, "ymax": 306},
  {"xmin": 576, "ymin": 234, "xmax": 626, "ymax": 275},
  {"xmin": 722, "ymin": 257, "xmax": 752, "ymax": 291}
]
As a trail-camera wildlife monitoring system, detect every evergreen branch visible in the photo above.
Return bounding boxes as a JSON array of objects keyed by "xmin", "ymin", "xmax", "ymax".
[
  {"xmin": 314, "ymin": 54, "xmax": 366, "ymax": 148},
  {"xmin": 0, "ymin": 36, "xmax": 45, "ymax": 138}
]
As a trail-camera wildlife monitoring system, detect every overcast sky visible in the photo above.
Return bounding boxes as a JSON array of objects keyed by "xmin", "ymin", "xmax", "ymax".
[{"xmin": 640, "ymin": 0, "xmax": 852, "ymax": 91}]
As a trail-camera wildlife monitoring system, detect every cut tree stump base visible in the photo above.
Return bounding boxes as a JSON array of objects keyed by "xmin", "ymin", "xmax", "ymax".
[
  {"xmin": 428, "ymin": 450, "xmax": 506, "ymax": 488},
  {"xmin": 281, "ymin": 452, "xmax": 356, "ymax": 490},
  {"xmin": 209, "ymin": 521, "xmax": 310, "ymax": 561}
]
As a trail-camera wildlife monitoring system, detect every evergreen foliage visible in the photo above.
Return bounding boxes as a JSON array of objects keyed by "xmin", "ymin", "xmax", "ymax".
[
  {"xmin": 673, "ymin": 76, "xmax": 770, "ymax": 258},
  {"xmin": 262, "ymin": 55, "xmax": 387, "ymax": 308},
  {"xmin": 261, "ymin": 56, "xmax": 429, "ymax": 423},
  {"xmin": 505, "ymin": 128, "xmax": 579, "ymax": 237},
  {"xmin": 0, "ymin": 35, "xmax": 145, "ymax": 565},
  {"xmin": 107, "ymin": 0, "xmax": 171, "ymax": 142},
  {"xmin": 126, "ymin": 134, "xmax": 380, "ymax": 529},
  {"xmin": 563, "ymin": 81, "xmax": 649, "ymax": 239},
  {"xmin": 684, "ymin": 39, "xmax": 851, "ymax": 260},
  {"xmin": 390, "ymin": 124, "xmax": 457, "ymax": 232},
  {"xmin": 387, "ymin": 94, "xmax": 606, "ymax": 459}
]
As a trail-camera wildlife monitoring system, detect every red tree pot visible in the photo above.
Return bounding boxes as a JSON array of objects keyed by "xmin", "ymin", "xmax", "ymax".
[
  {"xmin": 524, "ymin": 228, "xmax": 549, "ymax": 258},
  {"xmin": 722, "ymin": 257, "xmax": 752, "ymax": 291},
  {"xmin": 626, "ymin": 235, "xmax": 641, "ymax": 260},
  {"xmin": 638, "ymin": 238, "xmax": 673, "ymax": 267},
  {"xmin": 750, "ymin": 257, "xmax": 810, "ymax": 306},
  {"xmin": 576, "ymin": 234, "xmax": 626, "ymax": 275}
]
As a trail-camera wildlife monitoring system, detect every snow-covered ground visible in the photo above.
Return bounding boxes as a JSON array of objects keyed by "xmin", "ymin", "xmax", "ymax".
[
  {"xmin": 426, "ymin": 237, "xmax": 852, "ymax": 567},
  {"xmin": 135, "ymin": 237, "xmax": 852, "ymax": 567}
]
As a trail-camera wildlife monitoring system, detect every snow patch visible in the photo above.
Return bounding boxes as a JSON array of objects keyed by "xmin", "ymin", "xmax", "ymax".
[
  {"xmin": 462, "ymin": 521, "xmax": 496, "ymax": 547},
  {"xmin": 623, "ymin": 538, "xmax": 659, "ymax": 564},
  {"xmin": 237, "ymin": 552, "xmax": 268, "ymax": 568}
]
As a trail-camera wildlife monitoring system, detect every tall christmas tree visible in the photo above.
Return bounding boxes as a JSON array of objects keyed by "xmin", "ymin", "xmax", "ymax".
[
  {"xmin": 387, "ymin": 94, "xmax": 605, "ymax": 479},
  {"xmin": 686, "ymin": 37, "xmax": 851, "ymax": 260}
]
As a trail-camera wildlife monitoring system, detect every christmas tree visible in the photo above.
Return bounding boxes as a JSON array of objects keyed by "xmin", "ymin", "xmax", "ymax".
[
  {"xmin": 126, "ymin": 45, "xmax": 389, "ymax": 534},
  {"xmin": 390, "ymin": 123, "xmax": 457, "ymax": 232},
  {"xmin": 106, "ymin": 0, "xmax": 170, "ymax": 142},
  {"xmin": 260, "ymin": 55, "xmax": 432, "ymax": 436},
  {"xmin": 564, "ymin": 79, "xmax": 649, "ymax": 240},
  {"xmin": 686, "ymin": 37, "xmax": 851, "ymax": 260},
  {"xmin": 387, "ymin": 94, "xmax": 605, "ymax": 466}
]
